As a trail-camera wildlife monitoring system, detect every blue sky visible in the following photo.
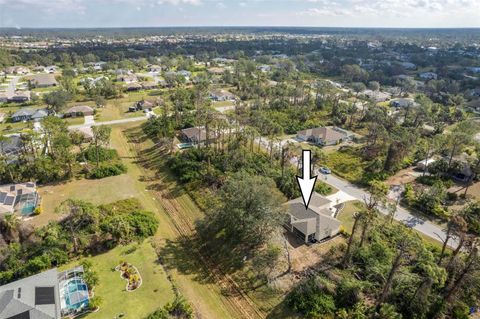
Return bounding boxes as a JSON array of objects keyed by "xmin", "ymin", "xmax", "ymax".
[{"xmin": 0, "ymin": 0, "xmax": 479, "ymax": 28}]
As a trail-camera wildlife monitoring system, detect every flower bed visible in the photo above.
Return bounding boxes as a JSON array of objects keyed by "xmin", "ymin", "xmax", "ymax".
[{"xmin": 115, "ymin": 261, "xmax": 142, "ymax": 291}]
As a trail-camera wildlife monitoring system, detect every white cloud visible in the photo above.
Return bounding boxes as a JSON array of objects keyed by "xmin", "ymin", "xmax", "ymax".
[{"xmin": 299, "ymin": 0, "xmax": 480, "ymax": 18}]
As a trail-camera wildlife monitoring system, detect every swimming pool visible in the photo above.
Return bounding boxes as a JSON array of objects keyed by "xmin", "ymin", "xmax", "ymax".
[{"xmin": 60, "ymin": 278, "xmax": 90, "ymax": 311}]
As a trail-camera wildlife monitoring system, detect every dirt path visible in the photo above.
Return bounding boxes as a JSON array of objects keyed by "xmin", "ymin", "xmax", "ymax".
[{"xmin": 123, "ymin": 127, "xmax": 266, "ymax": 319}]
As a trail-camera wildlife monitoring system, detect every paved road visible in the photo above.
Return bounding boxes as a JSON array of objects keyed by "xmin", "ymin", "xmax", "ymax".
[
  {"xmin": 68, "ymin": 115, "xmax": 148, "ymax": 129},
  {"xmin": 322, "ymin": 172, "xmax": 457, "ymax": 247}
]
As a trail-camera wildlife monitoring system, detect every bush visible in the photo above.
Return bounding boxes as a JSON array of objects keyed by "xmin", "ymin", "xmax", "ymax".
[
  {"xmin": 287, "ymin": 280, "xmax": 337, "ymax": 318},
  {"xmin": 335, "ymin": 278, "xmax": 363, "ymax": 308},
  {"xmin": 33, "ymin": 206, "xmax": 42, "ymax": 215},
  {"xmin": 88, "ymin": 162, "xmax": 127, "ymax": 179},
  {"xmin": 81, "ymin": 146, "xmax": 119, "ymax": 162},
  {"xmin": 446, "ymin": 192, "xmax": 458, "ymax": 202}
]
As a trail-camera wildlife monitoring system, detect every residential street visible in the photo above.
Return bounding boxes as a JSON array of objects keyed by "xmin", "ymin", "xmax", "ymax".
[
  {"xmin": 68, "ymin": 115, "xmax": 148, "ymax": 129},
  {"xmin": 322, "ymin": 172, "xmax": 457, "ymax": 247}
]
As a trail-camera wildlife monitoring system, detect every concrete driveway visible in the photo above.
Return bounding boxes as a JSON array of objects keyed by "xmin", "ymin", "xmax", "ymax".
[
  {"xmin": 326, "ymin": 190, "xmax": 357, "ymax": 208},
  {"xmin": 84, "ymin": 115, "xmax": 95, "ymax": 126}
]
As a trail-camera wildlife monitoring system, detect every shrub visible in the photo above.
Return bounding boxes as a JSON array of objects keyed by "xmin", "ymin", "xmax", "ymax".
[
  {"xmin": 335, "ymin": 278, "xmax": 363, "ymax": 308},
  {"xmin": 80, "ymin": 146, "xmax": 119, "ymax": 162},
  {"xmin": 33, "ymin": 207, "xmax": 42, "ymax": 215},
  {"xmin": 446, "ymin": 192, "xmax": 458, "ymax": 202},
  {"xmin": 287, "ymin": 280, "xmax": 337, "ymax": 318},
  {"xmin": 88, "ymin": 162, "xmax": 127, "ymax": 179}
]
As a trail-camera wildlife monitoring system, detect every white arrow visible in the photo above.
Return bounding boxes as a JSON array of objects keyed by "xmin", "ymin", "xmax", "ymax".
[{"xmin": 296, "ymin": 150, "xmax": 318, "ymax": 210}]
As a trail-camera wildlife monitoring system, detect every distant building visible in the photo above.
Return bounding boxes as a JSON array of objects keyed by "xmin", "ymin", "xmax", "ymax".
[
  {"xmin": 11, "ymin": 108, "xmax": 50, "ymax": 122},
  {"xmin": 398, "ymin": 62, "xmax": 417, "ymax": 70},
  {"xmin": 125, "ymin": 82, "xmax": 142, "ymax": 91},
  {"xmin": 8, "ymin": 91, "xmax": 31, "ymax": 103},
  {"xmin": 0, "ymin": 266, "xmax": 90, "ymax": 319},
  {"xmin": 362, "ymin": 89, "xmax": 391, "ymax": 102},
  {"xmin": 0, "ymin": 135, "xmax": 23, "ymax": 159},
  {"xmin": 390, "ymin": 98, "xmax": 415, "ymax": 108},
  {"xmin": 181, "ymin": 126, "xmax": 217, "ymax": 145},
  {"xmin": 419, "ymin": 72, "xmax": 438, "ymax": 80},
  {"xmin": 285, "ymin": 193, "xmax": 340, "ymax": 243},
  {"xmin": 64, "ymin": 105, "xmax": 94, "ymax": 117},
  {"xmin": 209, "ymin": 89, "xmax": 236, "ymax": 101},
  {"xmin": 5, "ymin": 66, "xmax": 30, "ymax": 75},
  {"xmin": 297, "ymin": 127, "xmax": 351, "ymax": 146},
  {"xmin": 117, "ymin": 74, "xmax": 138, "ymax": 84},
  {"xmin": 28, "ymin": 74, "xmax": 58, "ymax": 88},
  {"xmin": 0, "ymin": 182, "xmax": 39, "ymax": 215},
  {"xmin": 177, "ymin": 70, "xmax": 191, "ymax": 79}
]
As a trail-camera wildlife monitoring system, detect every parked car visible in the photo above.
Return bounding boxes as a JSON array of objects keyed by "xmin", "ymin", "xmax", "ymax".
[{"xmin": 319, "ymin": 167, "xmax": 331, "ymax": 174}]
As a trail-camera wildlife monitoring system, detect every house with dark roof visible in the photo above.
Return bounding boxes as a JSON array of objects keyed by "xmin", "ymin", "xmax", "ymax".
[
  {"xmin": 285, "ymin": 193, "xmax": 341, "ymax": 243},
  {"xmin": 0, "ymin": 266, "xmax": 90, "ymax": 319},
  {"xmin": 297, "ymin": 127, "xmax": 351, "ymax": 146},
  {"xmin": 0, "ymin": 135, "xmax": 23, "ymax": 159}
]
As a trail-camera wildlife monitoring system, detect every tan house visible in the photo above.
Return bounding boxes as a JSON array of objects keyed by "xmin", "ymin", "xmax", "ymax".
[
  {"xmin": 297, "ymin": 127, "xmax": 351, "ymax": 146},
  {"xmin": 285, "ymin": 192, "xmax": 341, "ymax": 243},
  {"xmin": 64, "ymin": 105, "xmax": 94, "ymax": 117},
  {"xmin": 28, "ymin": 74, "xmax": 58, "ymax": 88}
]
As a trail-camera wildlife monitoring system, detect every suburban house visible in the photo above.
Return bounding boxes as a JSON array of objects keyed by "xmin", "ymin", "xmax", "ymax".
[
  {"xmin": 207, "ymin": 67, "xmax": 225, "ymax": 75},
  {"xmin": 11, "ymin": 108, "xmax": 50, "ymax": 122},
  {"xmin": 117, "ymin": 74, "xmax": 138, "ymax": 84},
  {"xmin": 419, "ymin": 72, "xmax": 438, "ymax": 80},
  {"xmin": 362, "ymin": 89, "xmax": 391, "ymax": 102},
  {"xmin": 0, "ymin": 135, "xmax": 23, "ymax": 159},
  {"xmin": 416, "ymin": 158, "xmax": 436, "ymax": 172},
  {"xmin": 0, "ymin": 266, "xmax": 90, "ymax": 319},
  {"xmin": 126, "ymin": 82, "xmax": 142, "ymax": 91},
  {"xmin": 5, "ymin": 66, "xmax": 30, "ymax": 75},
  {"xmin": 177, "ymin": 70, "xmax": 191, "ymax": 79},
  {"xmin": 209, "ymin": 89, "xmax": 237, "ymax": 101},
  {"xmin": 141, "ymin": 82, "xmax": 158, "ymax": 90},
  {"xmin": 0, "ymin": 182, "xmax": 39, "ymax": 215},
  {"xmin": 28, "ymin": 74, "xmax": 58, "ymax": 88},
  {"xmin": 9, "ymin": 91, "xmax": 31, "ymax": 103},
  {"xmin": 68, "ymin": 126, "xmax": 94, "ymax": 141},
  {"xmin": 181, "ymin": 126, "xmax": 216, "ymax": 145},
  {"xmin": 64, "ymin": 105, "xmax": 94, "ymax": 117},
  {"xmin": 129, "ymin": 99, "xmax": 154, "ymax": 112},
  {"xmin": 297, "ymin": 127, "xmax": 351, "ymax": 146},
  {"xmin": 148, "ymin": 64, "xmax": 162, "ymax": 73},
  {"xmin": 390, "ymin": 98, "xmax": 415, "ymax": 108},
  {"xmin": 285, "ymin": 193, "xmax": 341, "ymax": 243}
]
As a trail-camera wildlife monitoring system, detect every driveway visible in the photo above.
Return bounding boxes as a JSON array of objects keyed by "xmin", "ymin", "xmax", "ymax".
[
  {"xmin": 84, "ymin": 115, "xmax": 95, "ymax": 126},
  {"xmin": 326, "ymin": 190, "xmax": 357, "ymax": 208}
]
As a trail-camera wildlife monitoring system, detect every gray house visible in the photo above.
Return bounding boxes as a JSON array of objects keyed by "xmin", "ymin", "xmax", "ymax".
[
  {"xmin": 11, "ymin": 109, "xmax": 49, "ymax": 122},
  {"xmin": 285, "ymin": 192, "xmax": 341, "ymax": 243}
]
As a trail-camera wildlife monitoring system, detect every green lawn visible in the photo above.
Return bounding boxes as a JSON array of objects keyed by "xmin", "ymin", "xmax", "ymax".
[{"xmin": 60, "ymin": 242, "xmax": 175, "ymax": 319}]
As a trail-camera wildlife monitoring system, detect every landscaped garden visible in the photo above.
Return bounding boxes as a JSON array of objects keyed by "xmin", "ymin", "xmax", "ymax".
[{"xmin": 116, "ymin": 261, "xmax": 143, "ymax": 291}]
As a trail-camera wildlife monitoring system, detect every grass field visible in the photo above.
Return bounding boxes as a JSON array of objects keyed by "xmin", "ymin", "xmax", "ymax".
[
  {"xmin": 38, "ymin": 123, "xmax": 245, "ymax": 318},
  {"xmin": 59, "ymin": 242, "xmax": 175, "ymax": 319}
]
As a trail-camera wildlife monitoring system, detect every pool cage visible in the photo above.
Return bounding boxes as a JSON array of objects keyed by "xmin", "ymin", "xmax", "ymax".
[
  {"xmin": 58, "ymin": 266, "xmax": 90, "ymax": 317},
  {"xmin": 15, "ymin": 192, "xmax": 40, "ymax": 216}
]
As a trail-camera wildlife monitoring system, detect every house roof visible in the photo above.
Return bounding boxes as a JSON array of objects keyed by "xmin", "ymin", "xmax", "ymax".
[
  {"xmin": 181, "ymin": 127, "xmax": 206, "ymax": 141},
  {"xmin": 12, "ymin": 109, "xmax": 36, "ymax": 118},
  {"xmin": 0, "ymin": 268, "xmax": 60, "ymax": 319},
  {"xmin": 65, "ymin": 105, "xmax": 93, "ymax": 114},
  {"xmin": 286, "ymin": 193, "xmax": 340, "ymax": 238},
  {"xmin": 28, "ymin": 74, "xmax": 58, "ymax": 87},
  {"xmin": 0, "ymin": 135, "xmax": 23, "ymax": 156},
  {"xmin": 210, "ymin": 89, "xmax": 236, "ymax": 99},
  {"xmin": 297, "ymin": 127, "xmax": 348, "ymax": 142}
]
